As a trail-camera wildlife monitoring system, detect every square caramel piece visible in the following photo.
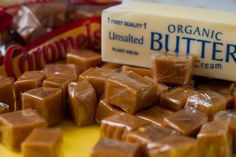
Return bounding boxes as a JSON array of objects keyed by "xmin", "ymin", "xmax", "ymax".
[
  {"xmin": 101, "ymin": 113, "xmax": 150, "ymax": 141},
  {"xmin": 95, "ymin": 99, "xmax": 123, "ymax": 124},
  {"xmin": 0, "ymin": 77, "xmax": 14, "ymax": 111},
  {"xmin": 105, "ymin": 71, "xmax": 157, "ymax": 114},
  {"xmin": 185, "ymin": 90, "xmax": 226, "ymax": 120},
  {"xmin": 152, "ymin": 53, "xmax": 193, "ymax": 85},
  {"xmin": 0, "ymin": 109, "xmax": 46, "ymax": 151},
  {"xmin": 91, "ymin": 138, "xmax": 146, "ymax": 157},
  {"xmin": 43, "ymin": 74, "xmax": 74, "ymax": 112},
  {"xmin": 160, "ymin": 87, "xmax": 199, "ymax": 111},
  {"xmin": 79, "ymin": 67, "xmax": 118, "ymax": 99},
  {"xmin": 149, "ymin": 135, "xmax": 197, "ymax": 157},
  {"xmin": 14, "ymin": 71, "xmax": 46, "ymax": 110},
  {"xmin": 214, "ymin": 110, "xmax": 236, "ymax": 154},
  {"xmin": 121, "ymin": 65, "xmax": 152, "ymax": 77},
  {"xmin": 197, "ymin": 119, "xmax": 232, "ymax": 157},
  {"xmin": 66, "ymin": 49, "xmax": 102, "ymax": 74},
  {"xmin": 22, "ymin": 128, "xmax": 63, "ymax": 157},
  {"xmin": 22, "ymin": 87, "xmax": 63, "ymax": 126},
  {"xmin": 125, "ymin": 125, "xmax": 177, "ymax": 150},
  {"xmin": 164, "ymin": 108, "xmax": 208, "ymax": 136},
  {"xmin": 195, "ymin": 76, "xmax": 235, "ymax": 94},
  {"xmin": 43, "ymin": 64, "xmax": 77, "ymax": 80},
  {"xmin": 0, "ymin": 102, "xmax": 9, "ymax": 114},
  {"xmin": 136, "ymin": 105, "xmax": 173, "ymax": 127},
  {"xmin": 68, "ymin": 80, "xmax": 97, "ymax": 126}
]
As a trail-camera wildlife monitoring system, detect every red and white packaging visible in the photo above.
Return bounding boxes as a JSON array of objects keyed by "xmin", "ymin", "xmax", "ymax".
[{"xmin": 0, "ymin": 0, "xmax": 121, "ymax": 79}]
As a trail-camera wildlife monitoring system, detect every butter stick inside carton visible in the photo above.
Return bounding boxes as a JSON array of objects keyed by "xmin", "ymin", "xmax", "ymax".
[{"xmin": 102, "ymin": 1, "xmax": 236, "ymax": 81}]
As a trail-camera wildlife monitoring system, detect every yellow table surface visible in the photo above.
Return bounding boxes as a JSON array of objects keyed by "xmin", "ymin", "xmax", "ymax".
[{"xmin": 0, "ymin": 120, "xmax": 100, "ymax": 157}]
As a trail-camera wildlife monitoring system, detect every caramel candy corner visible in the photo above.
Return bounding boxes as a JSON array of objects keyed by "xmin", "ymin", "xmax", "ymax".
[
  {"xmin": 68, "ymin": 80, "xmax": 97, "ymax": 126},
  {"xmin": 185, "ymin": 90, "xmax": 227, "ymax": 120},
  {"xmin": 197, "ymin": 119, "xmax": 232, "ymax": 157},
  {"xmin": 136, "ymin": 105, "xmax": 173, "ymax": 127},
  {"xmin": 91, "ymin": 138, "xmax": 147, "ymax": 157},
  {"xmin": 66, "ymin": 49, "xmax": 102, "ymax": 74},
  {"xmin": 0, "ymin": 102, "xmax": 9, "ymax": 114},
  {"xmin": 14, "ymin": 71, "xmax": 46, "ymax": 110},
  {"xmin": 43, "ymin": 64, "xmax": 78, "ymax": 80},
  {"xmin": 0, "ymin": 77, "xmax": 14, "ymax": 111},
  {"xmin": 22, "ymin": 87, "xmax": 63, "ymax": 126},
  {"xmin": 95, "ymin": 99, "xmax": 123, "ymax": 124},
  {"xmin": 43, "ymin": 74, "xmax": 74, "ymax": 111},
  {"xmin": 22, "ymin": 128, "xmax": 63, "ymax": 157},
  {"xmin": 214, "ymin": 110, "xmax": 236, "ymax": 154},
  {"xmin": 0, "ymin": 109, "xmax": 46, "ymax": 151},
  {"xmin": 105, "ymin": 72, "xmax": 157, "ymax": 114},
  {"xmin": 79, "ymin": 67, "xmax": 118, "ymax": 99},
  {"xmin": 143, "ymin": 76, "xmax": 168, "ymax": 102},
  {"xmin": 160, "ymin": 87, "xmax": 198, "ymax": 111},
  {"xmin": 125, "ymin": 125, "xmax": 177, "ymax": 149},
  {"xmin": 101, "ymin": 62, "xmax": 122, "ymax": 69},
  {"xmin": 222, "ymin": 93, "xmax": 234, "ymax": 109},
  {"xmin": 152, "ymin": 53, "xmax": 193, "ymax": 85},
  {"xmin": 121, "ymin": 65, "xmax": 152, "ymax": 77},
  {"xmin": 101, "ymin": 113, "xmax": 149, "ymax": 140},
  {"xmin": 164, "ymin": 108, "xmax": 208, "ymax": 136},
  {"xmin": 149, "ymin": 135, "xmax": 197, "ymax": 157}
]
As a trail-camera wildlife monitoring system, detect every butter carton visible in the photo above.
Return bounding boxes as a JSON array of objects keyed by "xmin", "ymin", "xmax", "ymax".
[{"xmin": 102, "ymin": 1, "xmax": 236, "ymax": 81}]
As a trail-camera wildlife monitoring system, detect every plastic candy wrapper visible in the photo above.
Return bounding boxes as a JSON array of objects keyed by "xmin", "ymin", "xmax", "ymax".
[
  {"xmin": 185, "ymin": 90, "xmax": 227, "ymax": 120},
  {"xmin": 0, "ymin": 0, "xmax": 121, "ymax": 79},
  {"xmin": 152, "ymin": 52, "xmax": 193, "ymax": 85},
  {"xmin": 0, "ymin": 102, "xmax": 9, "ymax": 113}
]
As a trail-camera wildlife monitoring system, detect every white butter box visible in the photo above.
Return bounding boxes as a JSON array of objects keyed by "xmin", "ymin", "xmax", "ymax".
[{"xmin": 102, "ymin": 1, "xmax": 236, "ymax": 81}]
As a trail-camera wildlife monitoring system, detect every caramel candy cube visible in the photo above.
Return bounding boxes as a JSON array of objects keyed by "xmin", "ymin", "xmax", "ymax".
[
  {"xmin": 101, "ymin": 113, "xmax": 149, "ymax": 140},
  {"xmin": 22, "ymin": 128, "xmax": 63, "ymax": 157},
  {"xmin": 0, "ymin": 77, "xmax": 14, "ymax": 111},
  {"xmin": 105, "ymin": 72, "xmax": 157, "ymax": 114},
  {"xmin": 0, "ymin": 109, "xmax": 46, "ymax": 151},
  {"xmin": 95, "ymin": 99, "xmax": 123, "ymax": 124},
  {"xmin": 164, "ymin": 108, "xmax": 208, "ymax": 136},
  {"xmin": 125, "ymin": 125, "xmax": 177, "ymax": 150},
  {"xmin": 22, "ymin": 87, "xmax": 63, "ymax": 126},
  {"xmin": 68, "ymin": 80, "xmax": 97, "ymax": 126},
  {"xmin": 196, "ymin": 77, "xmax": 235, "ymax": 94},
  {"xmin": 79, "ymin": 67, "xmax": 117, "ymax": 98},
  {"xmin": 43, "ymin": 74, "xmax": 74, "ymax": 112},
  {"xmin": 197, "ymin": 119, "xmax": 232, "ymax": 157},
  {"xmin": 66, "ymin": 49, "xmax": 101, "ymax": 74},
  {"xmin": 122, "ymin": 65, "xmax": 152, "ymax": 77},
  {"xmin": 14, "ymin": 71, "xmax": 46, "ymax": 110},
  {"xmin": 152, "ymin": 53, "xmax": 193, "ymax": 85},
  {"xmin": 91, "ymin": 138, "xmax": 146, "ymax": 157},
  {"xmin": 160, "ymin": 87, "xmax": 199, "ymax": 111},
  {"xmin": 101, "ymin": 62, "xmax": 122, "ymax": 69},
  {"xmin": 185, "ymin": 90, "xmax": 226, "ymax": 120},
  {"xmin": 43, "ymin": 64, "xmax": 77, "ymax": 80},
  {"xmin": 149, "ymin": 135, "xmax": 197, "ymax": 157},
  {"xmin": 0, "ymin": 102, "xmax": 9, "ymax": 114},
  {"xmin": 136, "ymin": 106, "xmax": 173, "ymax": 127},
  {"xmin": 214, "ymin": 110, "xmax": 236, "ymax": 154}
]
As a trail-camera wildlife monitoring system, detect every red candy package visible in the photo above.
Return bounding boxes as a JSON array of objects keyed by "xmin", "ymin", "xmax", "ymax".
[{"xmin": 0, "ymin": 0, "xmax": 121, "ymax": 79}]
